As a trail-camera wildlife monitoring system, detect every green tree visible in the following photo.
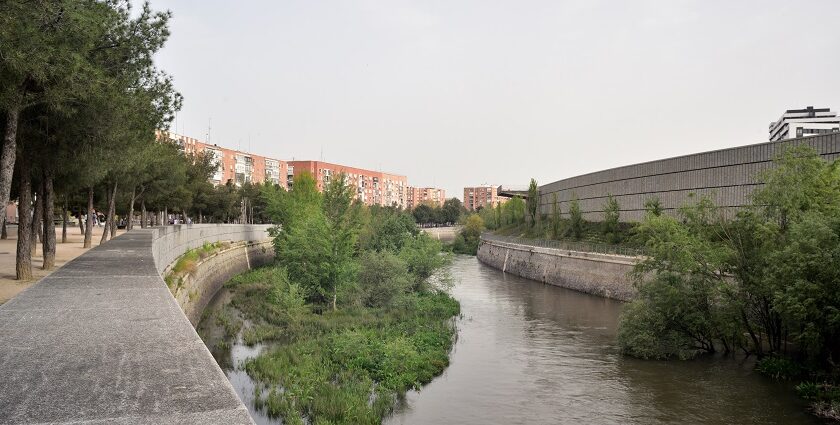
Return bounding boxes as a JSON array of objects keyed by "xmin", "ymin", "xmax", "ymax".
[
  {"xmin": 276, "ymin": 174, "xmax": 360, "ymax": 310},
  {"xmin": 413, "ymin": 203, "xmax": 435, "ymax": 225},
  {"xmin": 602, "ymin": 194, "xmax": 620, "ymax": 243},
  {"xmin": 526, "ymin": 178, "xmax": 539, "ymax": 227},
  {"xmin": 400, "ymin": 233, "xmax": 448, "ymax": 290},
  {"xmin": 551, "ymin": 193, "xmax": 561, "ymax": 239},
  {"xmin": 453, "ymin": 214, "xmax": 484, "ymax": 255},
  {"xmin": 359, "ymin": 207, "xmax": 417, "ymax": 252},
  {"xmin": 358, "ymin": 251, "xmax": 411, "ymax": 308},
  {"xmin": 644, "ymin": 197, "xmax": 663, "ymax": 216},
  {"xmin": 441, "ymin": 198, "xmax": 463, "ymax": 224},
  {"xmin": 568, "ymin": 195, "xmax": 583, "ymax": 240}
]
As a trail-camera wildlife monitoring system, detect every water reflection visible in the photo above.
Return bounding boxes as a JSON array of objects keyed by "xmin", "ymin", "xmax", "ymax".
[{"xmin": 386, "ymin": 256, "xmax": 820, "ymax": 425}]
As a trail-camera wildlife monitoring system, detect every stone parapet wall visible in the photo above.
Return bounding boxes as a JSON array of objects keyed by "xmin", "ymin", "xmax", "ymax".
[
  {"xmin": 153, "ymin": 223, "xmax": 272, "ymax": 275},
  {"xmin": 477, "ymin": 237, "xmax": 638, "ymax": 301}
]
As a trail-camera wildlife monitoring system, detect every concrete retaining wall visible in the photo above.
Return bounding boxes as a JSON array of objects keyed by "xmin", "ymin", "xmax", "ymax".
[
  {"xmin": 172, "ymin": 240, "xmax": 274, "ymax": 325},
  {"xmin": 0, "ymin": 224, "xmax": 271, "ymax": 424},
  {"xmin": 477, "ymin": 237, "xmax": 638, "ymax": 301}
]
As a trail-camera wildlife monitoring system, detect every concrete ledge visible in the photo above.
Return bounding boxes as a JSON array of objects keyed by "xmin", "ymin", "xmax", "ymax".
[
  {"xmin": 0, "ymin": 224, "xmax": 271, "ymax": 424},
  {"xmin": 477, "ymin": 237, "xmax": 639, "ymax": 301}
]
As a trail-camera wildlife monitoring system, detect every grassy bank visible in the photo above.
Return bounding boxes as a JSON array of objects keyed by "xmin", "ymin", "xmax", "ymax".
[{"xmin": 217, "ymin": 267, "xmax": 459, "ymax": 424}]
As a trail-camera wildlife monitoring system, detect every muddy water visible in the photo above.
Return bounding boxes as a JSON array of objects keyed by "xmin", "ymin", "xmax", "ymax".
[
  {"xmin": 201, "ymin": 256, "xmax": 822, "ymax": 424},
  {"xmin": 386, "ymin": 257, "xmax": 821, "ymax": 425}
]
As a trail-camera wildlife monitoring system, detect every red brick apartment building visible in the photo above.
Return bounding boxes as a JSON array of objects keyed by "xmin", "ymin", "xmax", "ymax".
[
  {"xmin": 464, "ymin": 185, "xmax": 503, "ymax": 211},
  {"xmin": 157, "ymin": 131, "xmax": 288, "ymax": 188},
  {"xmin": 406, "ymin": 187, "xmax": 446, "ymax": 209},
  {"xmin": 288, "ymin": 161, "xmax": 407, "ymax": 208}
]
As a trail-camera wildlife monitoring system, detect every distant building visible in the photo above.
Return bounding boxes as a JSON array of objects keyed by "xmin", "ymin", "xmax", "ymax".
[
  {"xmin": 157, "ymin": 131, "xmax": 288, "ymax": 187},
  {"xmin": 288, "ymin": 160, "xmax": 407, "ymax": 208},
  {"xmin": 464, "ymin": 185, "xmax": 503, "ymax": 211},
  {"xmin": 406, "ymin": 187, "xmax": 446, "ymax": 209},
  {"xmin": 769, "ymin": 106, "xmax": 839, "ymax": 142}
]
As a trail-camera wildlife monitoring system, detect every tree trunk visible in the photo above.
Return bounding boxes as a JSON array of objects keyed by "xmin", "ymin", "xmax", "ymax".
[
  {"xmin": 128, "ymin": 187, "xmax": 136, "ymax": 231},
  {"xmin": 83, "ymin": 187, "xmax": 93, "ymax": 248},
  {"xmin": 42, "ymin": 169, "xmax": 56, "ymax": 270},
  {"xmin": 78, "ymin": 205, "xmax": 85, "ymax": 235},
  {"xmin": 109, "ymin": 207, "xmax": 116, "ymax": 238},
  {"xmin": 1, "ymin": 218, "xmax": 7, "ymax": 240},
  {"xmin": 140, "ymin": 199, "xmax": 146, "ymax": 228},
  {"xmin": 16, "ymin": 156, "xmax": 32, "ymax": 280},
  {"xmin": 0, "ymin": 106, "xmax": 21, "ymax": 225},
  {"xmin": 30, "ymin": 184, "xmax": 43, "ymax": 256},
  {"xmin": 109, "ymin": 182, "xmax": 116, "ymax": 238},
  {"xmin": 61, "ymin": 198, "xmax": 67, "ymax": 243},
  {"xmin": 100, "ymin": 186, "xmax": 111, "ymax": 244},
  {"xmin": 100, "ymin": 181, "xmax": 117, "ymax": 244}
]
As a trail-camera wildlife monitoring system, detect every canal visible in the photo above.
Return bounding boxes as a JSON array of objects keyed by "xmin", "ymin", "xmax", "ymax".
[{"xmin": 202, "ymin": 256, "xmax": 822, "ymax": 424}]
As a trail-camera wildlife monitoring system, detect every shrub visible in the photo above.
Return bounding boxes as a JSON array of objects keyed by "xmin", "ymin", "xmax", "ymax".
[
  {"xmin": 756, "ymin": 356, "xmax": 804, "ymax": 380},
  {"xmin": 358, "ymin": 251, "xmax": 411, "ymax": 308}
]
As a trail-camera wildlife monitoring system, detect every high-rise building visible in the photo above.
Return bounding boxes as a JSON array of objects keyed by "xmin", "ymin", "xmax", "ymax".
[
  {"xmin": 157, "ymin": 131, "xmax": 288, "ymax": 187},
  {"xmin": 288, "ymin": 160, "xmax": 407, "ymax": 208},
  {"xmin": 464, "ymin": 185, "xmax": 502, "ymax": 211},
  {"xmin": 406, "ymin": 187, "xmax": 446, "ymax": 209},
  {"xmin": 769, "ymin": 106, "xmax": 839, "ymax": 142}
]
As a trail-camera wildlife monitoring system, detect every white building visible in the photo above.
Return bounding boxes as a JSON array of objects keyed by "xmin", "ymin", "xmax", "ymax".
[{"xmin": 769, "ymin": 106, "xmax": 839, "ymax": 142}]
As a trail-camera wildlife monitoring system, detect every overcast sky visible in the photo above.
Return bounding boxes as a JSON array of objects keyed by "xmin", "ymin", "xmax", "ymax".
[{"xmin": 143, "ymin": 0, "xmax": 840, "ymax": 200}]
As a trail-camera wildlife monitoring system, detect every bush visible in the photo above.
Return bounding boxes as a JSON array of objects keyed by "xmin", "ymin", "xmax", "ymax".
[
  {"xmin": 399, "ymin": 233, "xmax": 448, "ymax": 288},
  {"xmin": 756, "ymin": 356, "xmax": 805, "ymax": 380},
  {"xmin": 357, "ymin": 251, "xmax": 411, "ymax": 308}
]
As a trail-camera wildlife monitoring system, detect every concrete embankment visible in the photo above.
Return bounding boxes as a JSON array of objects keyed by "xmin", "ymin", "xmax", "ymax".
[
  {"xmin": 0, "ymin": 224, "xmax": 271, "ymax": 425},
  {"xmin": 168, "ymin": 240, "xmax": 274, "ymax": 325},
  {"xmin": 477, "ymin": 236, "xmax": 639, "ymax": 301}
]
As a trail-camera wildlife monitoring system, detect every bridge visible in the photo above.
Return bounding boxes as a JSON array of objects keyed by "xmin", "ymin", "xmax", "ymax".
[{"xmin": 0, "ymin": 224, "xmax": 271, "ymax": 424}]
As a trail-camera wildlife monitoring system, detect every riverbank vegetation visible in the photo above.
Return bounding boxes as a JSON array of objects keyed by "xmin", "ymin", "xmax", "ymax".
[
  {"xmin": 617, "ymin": 146, "xmax": 840, "ymax": 419},
  {"xmin": 207, "ymin": 173, "xmax": 459, "ymax": 424},
  {"xmin": 475, "ymin": 180, "xmax": 639, "ymax": 250}
]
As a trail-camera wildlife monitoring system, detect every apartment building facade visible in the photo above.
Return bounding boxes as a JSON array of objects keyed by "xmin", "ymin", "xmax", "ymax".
[
  {"xmin": 464, "ymin": 185, "xmax": 503, "ymax": 211},
  {"xmin": 158, "ymin": 131, "xmax": 288, "ymax": 187},
  {"xmin": 406, "ymin": 187, "xmax": 446, "ymax": 209},
  {"xmin": 288, "ymin": 160, "xmax": 407, "ymax": 208},
  {"xmin": 769, "ymin": 106, "xmax": 840, "ymax": 142}
]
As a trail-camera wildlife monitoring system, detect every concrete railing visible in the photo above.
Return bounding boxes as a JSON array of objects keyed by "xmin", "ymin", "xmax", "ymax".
[{"xmin": 0, "ymin": 224, "xmax": 271, "ymax": 424}]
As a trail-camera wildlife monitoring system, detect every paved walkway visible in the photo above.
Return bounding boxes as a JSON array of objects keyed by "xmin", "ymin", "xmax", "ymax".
[
  {"xmin": 0, "ymin": 225, "xmax": 126, "ymax": 304},
  {"xmin": 0, "ymin": 225, "xmax": 259, "ymax": 424}
]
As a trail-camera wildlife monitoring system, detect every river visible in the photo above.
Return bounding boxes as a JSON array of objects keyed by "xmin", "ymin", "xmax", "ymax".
[{"xmin": 202, "ymin": 256, "xmax": 823, "ymax": 424}]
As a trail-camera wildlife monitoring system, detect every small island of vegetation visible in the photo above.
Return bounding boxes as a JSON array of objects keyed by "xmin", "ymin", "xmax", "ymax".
[{"xmin": 200, "ymin": 172, "xmax": 459, "ymax": 425}]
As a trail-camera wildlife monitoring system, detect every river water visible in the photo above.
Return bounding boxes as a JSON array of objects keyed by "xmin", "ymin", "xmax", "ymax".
[
  {"xmin": 203, "ymin": 256, "xmax": 822, "ymax": 424},
  {"xmin": 385, "ymin": 256, "xmax": 820, "ymax": 425}
]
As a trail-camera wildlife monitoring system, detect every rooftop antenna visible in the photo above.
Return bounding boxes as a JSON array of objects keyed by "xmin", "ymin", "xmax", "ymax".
[{"xmin": 206, "ymin": 117, "xmax": 211, "ymax": 143}]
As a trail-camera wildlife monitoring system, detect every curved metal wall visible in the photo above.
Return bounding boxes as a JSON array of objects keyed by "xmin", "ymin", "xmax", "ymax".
[{"xmin": 538, "ymin": 133, "xmax": 840, "ymax": 222}]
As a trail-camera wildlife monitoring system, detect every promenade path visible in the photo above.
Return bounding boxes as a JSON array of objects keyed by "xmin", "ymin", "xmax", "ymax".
[
  {"xmin": 0, "ymin": 225, "xmax": 125, "ymax": 304},
  {"xmin": 0, "ymin": 226, "xmax": 125, "ymax": 304},
  {"xmin": 0, "ymin": 225, "xmax": 262, "ymax": 424}
]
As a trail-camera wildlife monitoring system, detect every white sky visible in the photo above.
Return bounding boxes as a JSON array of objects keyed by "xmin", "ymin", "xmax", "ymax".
[{"xmin": 142, "ymin": 0, "xmax": 840, "ymax": 200}]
